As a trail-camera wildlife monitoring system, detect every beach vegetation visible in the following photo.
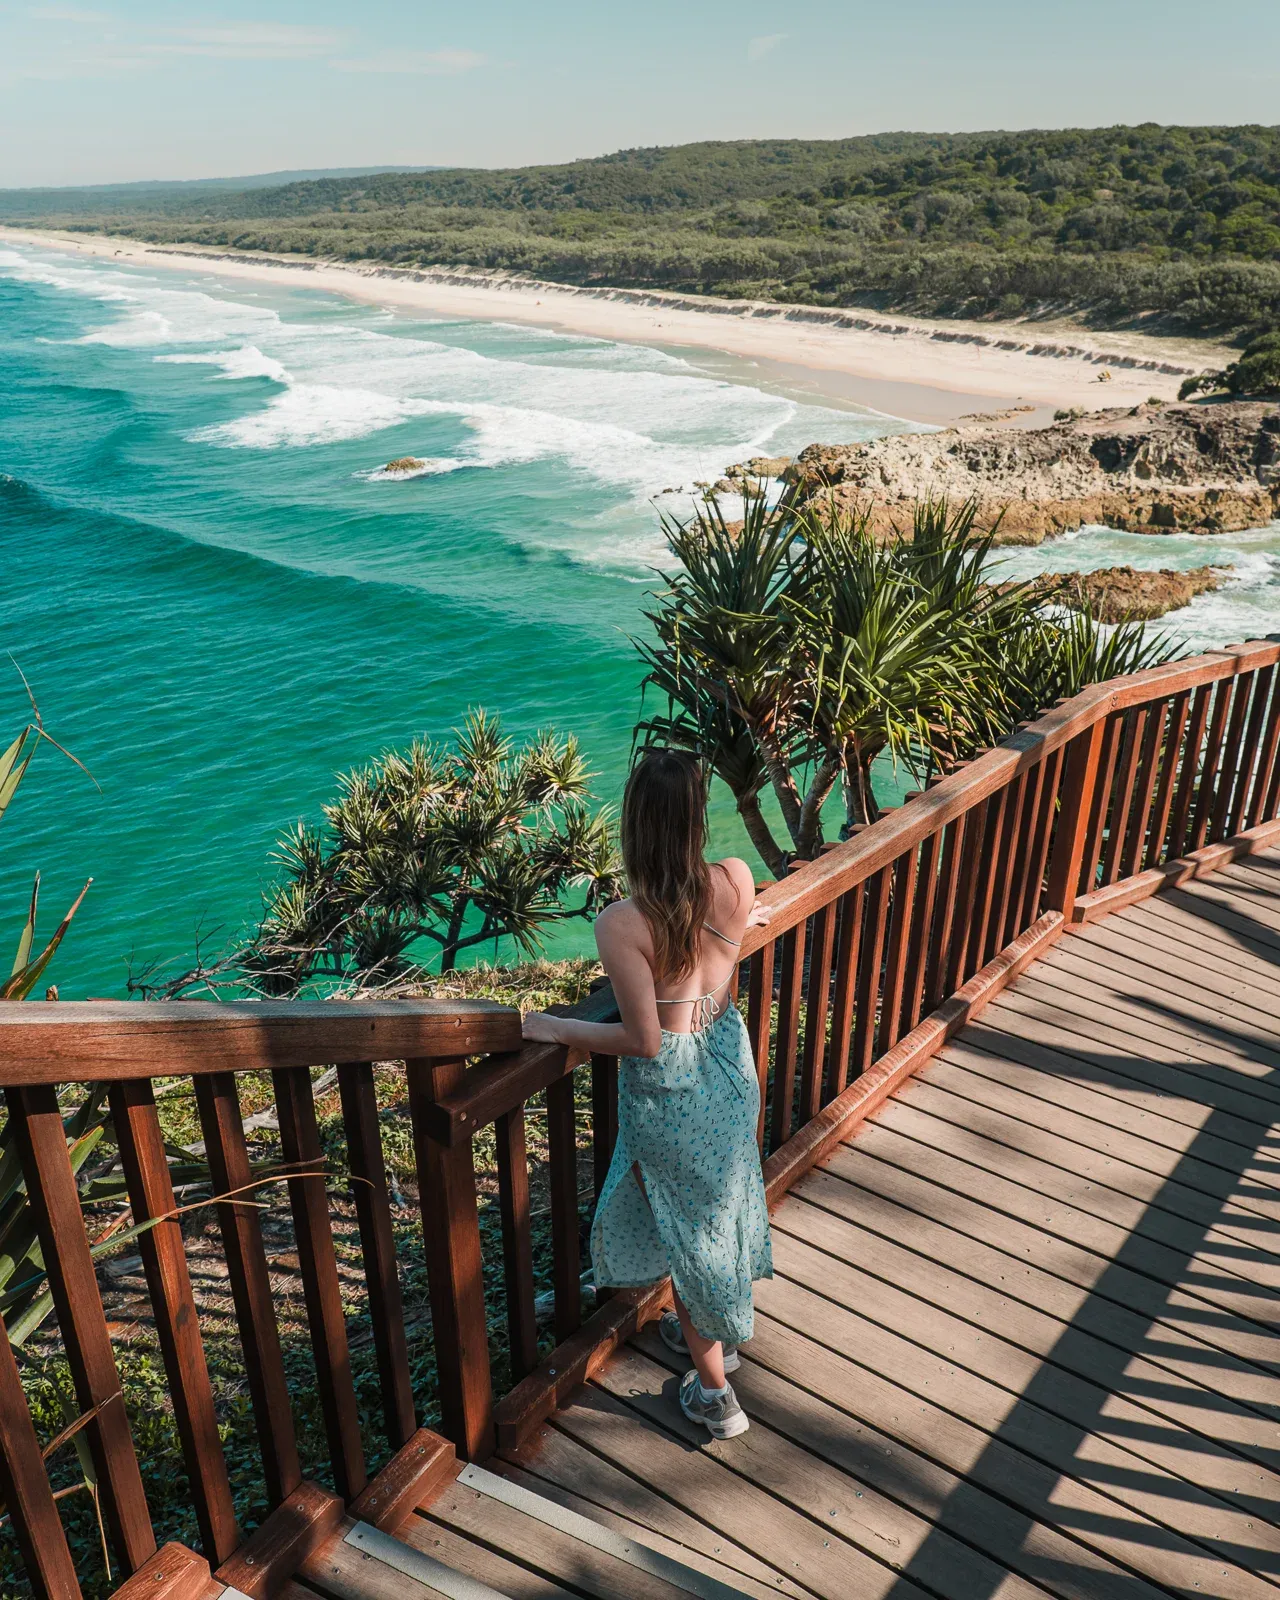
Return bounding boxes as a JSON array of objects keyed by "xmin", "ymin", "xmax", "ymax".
[
  {"xmin": 10, "ymin": 123, "xmax": 1280, "ymax": 337},
  {"xmin": 1179, "ymin": 330, "xmax": 1280, "ymax": 398},
  {"xmin": 636, "ymin": 492, "xmax": 1180, "ymax": 869},
  {"xmin": 135, "ymin": 712, "xmax": 621, "ymax": 997}
]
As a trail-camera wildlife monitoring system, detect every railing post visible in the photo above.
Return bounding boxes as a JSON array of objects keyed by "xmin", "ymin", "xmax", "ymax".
[
  {"xmin": 110, "ymin": 1078, "xmax": 239, "ymax": 1563},
  {"xmin": 5, "ymin": 1085, "xmax": 156, "ymax": 1577},
  {"xmin": 407, "ymin": 1057, "xmax": 494, "ymax": 1462},
  {"xmin": 1045, "ymin": 720, "xmax": 1107, "ymax": 920},
  {"xmin": 0, "ymin": 1307, "xmax": 82, "ymax": 1599},
  {"xmin": 337, "ymin": 1061, "xmax": 418, "ymax": 1453}
]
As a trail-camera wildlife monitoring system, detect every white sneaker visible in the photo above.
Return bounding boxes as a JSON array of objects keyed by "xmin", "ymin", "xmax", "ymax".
[
  {"xmin": 679, "ymin": 1369, "xmax": 750, "ymax": 1439},
  {"xmin": 658, "ymin": 1310, "xmax": 740, "ymax": 1373}
]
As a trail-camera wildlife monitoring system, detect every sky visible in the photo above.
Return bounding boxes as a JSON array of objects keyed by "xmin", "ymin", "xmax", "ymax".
[{"xmin": 1, "ymin": 0, "xmax": 1278, "ymax": 189}]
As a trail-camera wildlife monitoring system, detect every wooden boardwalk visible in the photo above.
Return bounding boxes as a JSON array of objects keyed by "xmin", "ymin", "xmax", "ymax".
[{"xmin": 381, "ymin": 857, "xmax": 1280, "ymax": 1600}]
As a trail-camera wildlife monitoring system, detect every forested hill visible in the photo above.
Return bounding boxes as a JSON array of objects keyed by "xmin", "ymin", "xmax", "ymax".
[{"xmin": 6, "ymin": 125, "xmax": 1280, "ymax": 336}]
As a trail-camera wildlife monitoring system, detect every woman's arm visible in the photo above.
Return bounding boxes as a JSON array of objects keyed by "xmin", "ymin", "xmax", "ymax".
[{"xmin": 521, "ymin": 905, "xmax": 664, "ymax": 1058}]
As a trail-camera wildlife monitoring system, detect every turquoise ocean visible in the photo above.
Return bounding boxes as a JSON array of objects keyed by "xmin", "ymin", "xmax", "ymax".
[{"xmin": 2, "ymin": 240, "xmax": 1279, "ymax": 997}]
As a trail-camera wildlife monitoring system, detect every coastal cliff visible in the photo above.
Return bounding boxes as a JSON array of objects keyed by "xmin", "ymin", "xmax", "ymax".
[{"xmin": 787, "ymin": 401, "xmax": 1280, "ymax": 543}]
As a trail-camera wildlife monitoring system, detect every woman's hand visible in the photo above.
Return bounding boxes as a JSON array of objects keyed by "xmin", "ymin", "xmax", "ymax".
[
  {"xmin": 522, "ymin": 1010, "xmax": 564, "ymax": 1045},
  {"xmin": 746, "ymin": 897, "xmax": 774, "ymax": 929}
]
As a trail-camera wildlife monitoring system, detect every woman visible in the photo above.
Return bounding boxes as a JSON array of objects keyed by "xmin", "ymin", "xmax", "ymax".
[{"xmin": 522, "ymin": 749, "xmax": 773, "ymax": 1441}]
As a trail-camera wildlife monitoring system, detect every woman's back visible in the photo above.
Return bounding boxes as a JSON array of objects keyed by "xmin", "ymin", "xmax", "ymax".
[{"xmin": 647, "ymin": 856, "xmax": 755, "ymax": 1033}]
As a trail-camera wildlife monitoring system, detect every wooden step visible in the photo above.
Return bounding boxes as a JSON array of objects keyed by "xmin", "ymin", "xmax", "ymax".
[{"xmin": 297, "ymin": 1467, "xmax": 760, "ymax": 1600}]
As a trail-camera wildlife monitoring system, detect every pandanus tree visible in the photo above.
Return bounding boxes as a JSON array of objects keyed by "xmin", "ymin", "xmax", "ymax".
[
  {"xmin": 636, "ymin": 493, "xmax": 809, "ymax": 877},
  {"xmin": 239, "ymin": 711, "xmax": 622, "ymax": 991},
  {"xmin": 637, "ymin": 489, "xmax": 1178, "ymax": 875}
]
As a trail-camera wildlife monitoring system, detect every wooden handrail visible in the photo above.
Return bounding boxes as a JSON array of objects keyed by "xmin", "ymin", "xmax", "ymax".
[
  {"xmin": 426, "ymin": 638, "xmax": 1280, "ymax": 1141},
  {"xmin": 0, "ymin": 998, "xmax": 522, "ymax": 1084},
  {"xmin": 0, "ymin": 1000, "xmax": 515, "ymax": 1597}
]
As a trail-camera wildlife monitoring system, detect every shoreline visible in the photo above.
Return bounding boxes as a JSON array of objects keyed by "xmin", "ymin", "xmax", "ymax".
[{"xmin": 0, "ymin": 226, "xmax": 1236, "ymax": 427}]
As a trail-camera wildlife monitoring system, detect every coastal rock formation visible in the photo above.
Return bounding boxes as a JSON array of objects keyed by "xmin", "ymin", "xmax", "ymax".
[
  {"xmin": 788, "ymin": 401, "xmax": 1280, "ymax": 543},
  {"xmin": 384, "ymin": 456, "xmax": 426, "ymax": 473},
  {"xmin": 725, "ymin": 455, "xmax": 793, "ymax": 485},
  {"xmin": 1048, "ymin": 564, "xmax": 1229, "ymax": 623}
]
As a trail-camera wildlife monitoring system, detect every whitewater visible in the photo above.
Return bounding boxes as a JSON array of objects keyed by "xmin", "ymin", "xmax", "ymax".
[{"xmin": 1, "ymin": 240, "xmax": 1278, "ymax": 996}]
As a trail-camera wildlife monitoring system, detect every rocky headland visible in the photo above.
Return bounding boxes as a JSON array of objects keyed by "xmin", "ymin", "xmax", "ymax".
[
  {"xmin": 779, "ymin": 400, "xmax": 1280, "ymax": 544},
  {"xmin": 1013, "ymin": 564, "xmax": 1230, "ymax": 623}
]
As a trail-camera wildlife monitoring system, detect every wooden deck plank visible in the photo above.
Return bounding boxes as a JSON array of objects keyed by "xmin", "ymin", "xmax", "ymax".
[
  {"xmin": 946, "ymin": 1027, "xmax": 1280, "ymax": 1188},
  {"xmin": 400, "ymin": 1510, "xmax": 581, "ymax": 1598},
  {"xmin": 985, "ymin": 986, "xmax": 1280, "ymax": 1129},
  {"xmin": 1217, "ymin": 857, "xmax": 1280, "ymax": 893},
  {"xmin": 1039, "ymin": 940, "xmax": 1280, "ymax": 1081},
  {"xmin": 1070, "ymin": 921, "xmax": 1280, "ymax": 1046},
  {"xmin": 300, "ymin": 1521, "xmax": 444, "ymax": 1600},
  {"xmin": 595, "ymin": 1345, "xmax": 1058, "ymax": 1600},
  {"xmin": 966, "ymin": 1007, "xmax": 1280, "ymax": 1151},
  {"xmin": 869, "ymin": 1094, "xmax": 1280, "ymax": 1299},
  {"xmin": 1013, "ymin": 958, "xmax": 1280, "ymax": 1091},
  {"xmin": 752, "ymin": 1251, "xmax": 1280, "ymax": 1572},
  {"xmin": 1183, "ymin": 864, "xmax": 1280, "ymax": 921},
  {"xmin": 551, "ymin": 1377, "xmax": 932, "ymax": 1600},
  {"xmin": 925, "ymin": 1046, "xmax": 1280, "ymax": 1227},
  {"xmin": 893, "ymin": 1072, "xmax": 1280, "ymax": 1281},
  {"xmin": 499, "ymin": 1426, "xmax": 810, "ymax": 1599},
  {"xmin": 1105, "ymin": 900, "xmax": 1280, "ymax": 1002},
  {"xmin": 820, "ymin": 1140, "xmax": 1280, "ymax": 1371},
  {"xmin": 632, "ymin": 1325, "xmax": 1273, "ymax": 1600},
  {"xmin": 791, "ymin": 1163, "xmax": 1280, "ymax": 1417},
  {"xmin": 1161, "ymin": 881, "xmax": 1280, "ymax": 952},
  {"xmin": 493, "ymin": 1458, "xmax": 803, "ymax": 1600},
  {"xmin": 764, "ymin": 1216, "xmax": 1280, "ymax": 1516}
]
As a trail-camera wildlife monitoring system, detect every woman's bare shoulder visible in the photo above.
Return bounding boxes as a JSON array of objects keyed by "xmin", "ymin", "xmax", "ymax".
[
  {"xmin": 713, "ymin": 857, "xmax": 757, "ymax": 896},
  {"xmin": 595, "ymin": 897, "xmax": 651, "ymax": 949},
  {"xmin": 711, "ymin": 857, "xmax": 757, "ymax": 929}
]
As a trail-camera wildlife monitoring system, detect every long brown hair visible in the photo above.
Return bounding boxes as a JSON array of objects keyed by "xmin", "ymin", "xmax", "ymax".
[{"xmin": 622, "ymin": 749, "xmax": 718, "ymax": 982}]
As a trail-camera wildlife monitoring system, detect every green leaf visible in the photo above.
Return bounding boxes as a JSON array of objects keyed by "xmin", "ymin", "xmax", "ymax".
[
  {"xmin": 10, "ymin": 872, "xmax": 38, "ymax": 979},
  {"xmin": 1, "ymin": 878, "xmax": 91, "ymax": 1001},
  {"xmin": 0, "ymin": 729, "xmax": 34, "ymax": 826},
  {"xmin": 2, "ymin": 1214, "xmax": 164, "ymax": 1344}
]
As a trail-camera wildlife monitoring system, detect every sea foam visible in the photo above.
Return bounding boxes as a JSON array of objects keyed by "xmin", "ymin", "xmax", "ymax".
[
  {"xmin": 0, "ymin": 238, "xmax": 899, "ymax": 534},
  {"xmin": 156, "ymin": 345, "xmax": 288, "ymax": 383}
]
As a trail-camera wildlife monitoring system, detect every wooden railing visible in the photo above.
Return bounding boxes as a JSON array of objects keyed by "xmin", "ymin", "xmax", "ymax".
[
  {"xmin": 392, "ymin": 637, "xmax": 1280, "ymax": 1463},
  {"xmin": 3, "ymin": 639, "xmax": 1280, "ymax": 1598},
  {"xmin": 0, "ymin": 1001, "xmax": 521, "ymax": 1598}
]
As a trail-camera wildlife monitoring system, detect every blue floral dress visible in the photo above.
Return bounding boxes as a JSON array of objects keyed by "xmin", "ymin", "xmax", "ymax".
[{"xmin": 590, "ymin": 1004, "xmax": 773, "ymax": 1346}]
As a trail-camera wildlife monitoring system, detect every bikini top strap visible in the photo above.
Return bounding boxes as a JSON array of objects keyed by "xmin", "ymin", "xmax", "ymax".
[{"xmin": 702, "ymin": 920, "xmax": 741, "ymax": 948}]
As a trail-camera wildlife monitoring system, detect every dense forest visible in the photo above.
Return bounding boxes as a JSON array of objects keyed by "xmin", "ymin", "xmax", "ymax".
[{"xmin": 5, "ymin": 125, "xmax": 1280, "ymax": 335}]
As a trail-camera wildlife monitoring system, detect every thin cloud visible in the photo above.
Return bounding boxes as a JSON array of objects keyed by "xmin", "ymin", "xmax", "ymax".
[
  {"xmin": 147, "ymin": 24, "xmax": 345, "ymax": 59},
  {"xmin": 747, "ymin": 33, "xmax": 786, "ymax": 62},
  {"xmin": 331, "ymin": 48, "xmax": 486, "ymax": 75},
  {"xmin": 28, "ymin": 5, "xmax": 110, "ymax": 19}
]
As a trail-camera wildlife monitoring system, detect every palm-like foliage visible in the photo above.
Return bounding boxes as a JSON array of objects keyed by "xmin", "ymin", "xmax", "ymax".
[
  {"xmin": 788, "ymin": 500, "xmax": 1025, "ymax": 831},
  {"xmin": 0, "ymin": 716, "xmax": 92, "ymax": 1000},
  {"xmin": 637, "ymin": 489, "xmax": 1181, "ymax": 869},
  {"xmin": 996, "ymin": 604, "xmax": 1179, "ymax": 732},
  {"xmin": 637, "ymin": 492, "xmax": 812, "ymax": 873},
  {"xmin": 243, "ymin": 711, "xmax": 621, "ymax": 989}
]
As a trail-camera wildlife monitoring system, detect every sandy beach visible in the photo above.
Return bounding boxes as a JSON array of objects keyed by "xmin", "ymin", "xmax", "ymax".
[{"xmin": 0, "ymin": 225, "xmax": 1236, "ymax": 426}]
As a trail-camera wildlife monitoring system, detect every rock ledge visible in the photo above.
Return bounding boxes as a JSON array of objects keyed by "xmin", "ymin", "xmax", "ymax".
[{"xmin": 789, "ymin": 401, "xmax": 1280, "ymax": 543}]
